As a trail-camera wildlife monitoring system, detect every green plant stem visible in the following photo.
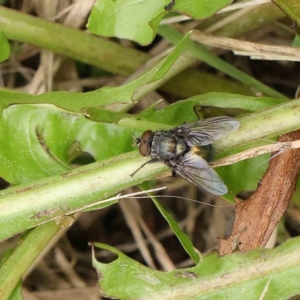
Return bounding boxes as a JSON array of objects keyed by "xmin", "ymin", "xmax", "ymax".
[
  {"xmin": 0, "ymin": 222, "xmax": 60, "ymax": 300},
  {"xmin": 272, "ymin": 0, "xmax": 300, "ymax": 27},
  {"xmin": 0, "ymin": 98, "xmax": 300, "ymax": 242},
  {"xmin": 0, "ymin": 152, "xmax": 169, "ymax": 242},
  {"xmin": 0, "ymin": 7, "xmax": 148, "ymax": 76},
  {"xmin": 214, "ymin": 98, "xmax": 300, "ymax": 153}
]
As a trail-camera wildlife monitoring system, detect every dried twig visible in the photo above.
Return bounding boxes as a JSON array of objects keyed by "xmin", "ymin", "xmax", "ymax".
[
  {"xmin": 210, "ymin": 140, "xmax": 300, "ymax": 168},
  {"xmin": 189, "ymin": 30, "xmax": 300, "ymax": 61}
]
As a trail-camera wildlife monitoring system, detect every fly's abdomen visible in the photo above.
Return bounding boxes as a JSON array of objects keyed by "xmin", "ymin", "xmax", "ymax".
[{"xmin": 194, "ymin": 145, "xmax": 215, "ymax": 162}]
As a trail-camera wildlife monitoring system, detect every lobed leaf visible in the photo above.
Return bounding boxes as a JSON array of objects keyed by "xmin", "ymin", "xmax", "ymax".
[
  {"xmin": 93, "ymin": 237, "xmax": 300, "ymax": 300},
  {"xmin": 87, "ymin": 0, "xmax": 232, "ymax": 45}
]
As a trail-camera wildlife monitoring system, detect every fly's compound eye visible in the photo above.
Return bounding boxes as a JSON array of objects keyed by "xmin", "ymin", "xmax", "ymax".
[
  {"xmin": 138, "ymin": 130, "xmax": 152, "ymax": 156},
  {"xmin": 138, "ymin": 142, "xmax": 149, "ymax": 157},
  {"xmin": 141, "ymin": 130, "xmax": 152, "ymax": 142}
]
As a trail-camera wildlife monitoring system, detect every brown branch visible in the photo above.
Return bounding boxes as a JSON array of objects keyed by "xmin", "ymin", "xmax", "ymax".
[{"xmin": 219, "ymin": 130, "xmax": 300, "ymax": 255}]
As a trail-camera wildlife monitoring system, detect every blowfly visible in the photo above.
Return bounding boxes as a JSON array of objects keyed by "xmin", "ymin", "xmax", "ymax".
[{"xmin": 133, "ymin": 116, "xmax": 240, "ymax": 195}]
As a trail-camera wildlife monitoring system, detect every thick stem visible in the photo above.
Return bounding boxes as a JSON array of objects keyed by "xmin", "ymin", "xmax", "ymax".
[{"xmin": 0, "ymin": 7, "xmax": 148, "ymax": 75}]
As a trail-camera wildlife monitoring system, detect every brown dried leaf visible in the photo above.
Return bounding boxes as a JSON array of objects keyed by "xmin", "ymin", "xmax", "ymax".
[{"xmin": 219, "ymin": 130, "xmax": 300, "ymax": 255}]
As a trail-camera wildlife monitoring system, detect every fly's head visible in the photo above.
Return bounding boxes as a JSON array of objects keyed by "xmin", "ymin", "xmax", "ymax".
[{"xmin": 135, "ymin": 130, "xmax": 153, "ymax": 157}]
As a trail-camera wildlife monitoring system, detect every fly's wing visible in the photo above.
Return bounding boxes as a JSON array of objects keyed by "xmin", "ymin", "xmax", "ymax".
[
  {"xmin": 172, "ymin": 152, "xmax": 228, "ymax": 195},
  {"xmin": 172, "ymin": 116, "xmax": 240, "ymax": 146}
]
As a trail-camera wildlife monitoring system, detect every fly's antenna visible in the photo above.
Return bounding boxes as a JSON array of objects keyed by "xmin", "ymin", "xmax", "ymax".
[{"xmin": 132, "ymin": 136, "xmax": 141, "ymax": 147}]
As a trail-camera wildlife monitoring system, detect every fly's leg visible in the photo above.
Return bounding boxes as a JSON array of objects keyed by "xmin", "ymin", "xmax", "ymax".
[
  {"xmin": 130, "ymin": 158, "xmax": 159, "ymax": 177},
  {"xmin": 164, "ymin": 159, "xmax": 177, "ymax": 177}
]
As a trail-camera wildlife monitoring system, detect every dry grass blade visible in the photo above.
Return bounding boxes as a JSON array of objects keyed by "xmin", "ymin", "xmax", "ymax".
[
  {"xmin": 24, "ymin": 0, "xmax": 95, "ymax": 94},
  {"xmin": 210, "ymin": 140, "xmax": 300, "ymax": 168},
  {"xmin": 119, "ymin": 200, "xmax": 156, "ymax": 269},
  {"xmin": 219, "ymin": 130, "xmax": 300, "ymax": 255},
  {"xmin": 54, "ymin": 247, "xmax": 86, "ymax": 288},
  {"xmin": 120, "ymin": 199, "xmax": 175, "ymax": 271},
  {"xmin": 133, "ymin": 204, "xmax": 176, "ymax": 271}
]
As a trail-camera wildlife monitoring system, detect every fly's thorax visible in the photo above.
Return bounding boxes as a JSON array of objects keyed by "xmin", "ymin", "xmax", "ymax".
[
  {"xmin": 151, "ymin": 131, "xmax": 187, "ymax": 160},
  {"xmin": 176, "ymin": 139, "xmax": 186, "ymax": 155},
  {"xmin": 191, "ymin": 144, "xmax": 215, "ymax": 162}
]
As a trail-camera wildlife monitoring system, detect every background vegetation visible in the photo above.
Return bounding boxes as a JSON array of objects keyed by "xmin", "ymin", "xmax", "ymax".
[{"xmin": 0, "ymin": 0, "xmax": 300, "ymax": 299}]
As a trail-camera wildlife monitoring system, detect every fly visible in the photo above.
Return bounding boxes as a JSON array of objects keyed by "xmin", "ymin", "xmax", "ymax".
[{"xmin": 132, "ymin": 116, "xmax": 240, "ymax": 195}]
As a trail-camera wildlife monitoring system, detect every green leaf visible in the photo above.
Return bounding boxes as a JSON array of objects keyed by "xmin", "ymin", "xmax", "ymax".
[
  {"xmin": 0, "ymin": 105, "xmax": 135, "ymax": 185},
  {"xmin": 88, "ymin": 93, "xmax": 285, "ymax": 128},
  {"xmin": 149, "ymin": 31, "xmax": 190, "ymax": 83},
  {"xmin": 92, "ymin": 237, "xmax": 300, "ymax": 299},
  {"xmin": 140, "ymin": 182, "xmax": 201, "ymax": 264},
  {"xmin": 119, "ymin": 98, "xmax": 201, "ymax": 131},
  {"xmin": 152, "ymin": 197, "xmax": 201, "ymax": 264},
  {"xmin": 0, "ymin": 32, "xmax": 188, "ymax": 114},
  {"xmin": 217, "ymin": 149, "xmax": 269, "ymax": 202},
  {"xmin": 187, "ymin": 93, "xmax": 285, "ymax": 112},
  {"xmin": 0, "ymin": 96, "xmax": 199, "ymax": 185},
  {"xmin": 0, "ymin": 30, "xmax": 10, "ymax": 62},
  {"xmin": 8, "ymin": 281, "xmax": 22, "ymax": 300},
  {"xmin": 88, "ymin": 98, "xmax": 196, "ymax": 127},
  {"xmin": 272, "ymin": 0, "xmax": 300, "ymax": 27},
  {"xmin": 87, "ymin": 0, "xmax": 232, "ymax": 45},
  {"xmin": 292, "ymin": 34, "xmax": 300, "ymax": 47},
  {"xmin": 87, "ymin": 0, "xmax": 165, "ymax": 46},
  {"xmin": 84, "ymin": 107, "xmax": 131, "ymax": 123},
  {"xmin": 169, "ymin": 0, "xmax": 233, "ymax": 19}
]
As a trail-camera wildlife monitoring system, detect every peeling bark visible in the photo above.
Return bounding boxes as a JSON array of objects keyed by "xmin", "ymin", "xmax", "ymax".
[{"xmin": 219, "ymin": 130, "xmax": 300, "ymax": 255}]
